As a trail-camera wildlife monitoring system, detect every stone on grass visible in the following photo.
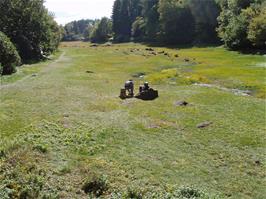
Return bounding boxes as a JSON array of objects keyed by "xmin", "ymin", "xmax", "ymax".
[
  {"xmin": 175, "ymin": 101, "xmax": 189, "ymax": 106},
  {"xmin": 197, "ymin": 121, "xmax": 212, "ymax": 128},
  {"xmin": 145, "ymin": 48, "xmax": 154, "ymax": 51}
]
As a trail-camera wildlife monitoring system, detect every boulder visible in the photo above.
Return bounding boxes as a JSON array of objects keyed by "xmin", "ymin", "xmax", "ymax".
[
  {"xmin": 197, "ymin": 121, "xmax": 212, "ymax": 128},
  {"xmin": 135, "ymin": 88, "xmax": 159, "ymax": 101},
  {"xmin": 175, "ymin": 100, "xmax": 189, "ymax": 106},
  {"xmin": 145, "ymin": 48, "xmax": 154, "ymax": 51}
]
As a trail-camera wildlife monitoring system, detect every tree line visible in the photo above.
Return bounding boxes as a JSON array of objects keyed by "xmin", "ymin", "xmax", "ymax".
[
  {"xmin": 62, "ymin": 18, "xmax": 112, "ymax": 43},
  {"xmin": 64, "ymin": 0, "xmax": 265, "ymax": 50},
  {"xmin": 112, "ymin": 0, "xmax": 265, "ymax": 49},
  {"xmin": 0, "ymin": 0, "xmax": 62, "ymax": 75}
]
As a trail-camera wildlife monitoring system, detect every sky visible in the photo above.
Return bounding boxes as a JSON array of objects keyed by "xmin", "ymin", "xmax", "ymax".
[{"xmin": 44, "ymin": 0, "xmax": 115, "ymax": 25}]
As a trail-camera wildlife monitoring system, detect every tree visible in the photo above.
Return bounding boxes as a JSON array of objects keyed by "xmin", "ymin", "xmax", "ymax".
[
  {"xmin": 0, "ymin": 0, "xmax": 61, "ymax": 61},
  {"xmin": 247, "ymin": 5, "xmax": 266, "ymax": 48},
  {"xmin": 0, "ymin": 32, "xmax": 21, "ymax": 75},
  {"xmin": 112, "ymin": 0, "xmax": 142, "ymax": 42},
  {"xmin": 141, "ymin": 0, "xmax": 160, "ymax": 41},
  {"xmin": 84, "ymin": 24, "xmax": 95, "ymax": 41},
  {"xmin": 158, "ymin": 0, "xmax": 195, "ymax": 44},
  {"xmin": 131, "ymin": 17, "xmax": 146, "ymax": 41},
  {"xmin": 90, "ymin": 18, "xmax": 112, "ymax": 43},
  {"xmin": 187, "ymin": 0, "xmax": 221, "ymax": 44},
  {"xmin": 63, "ymin": 19, "xmax": 96, "ymax": 41},
  {"xmin": 217, "ymin": 0, "xmax": 265, "ymax": 49}
]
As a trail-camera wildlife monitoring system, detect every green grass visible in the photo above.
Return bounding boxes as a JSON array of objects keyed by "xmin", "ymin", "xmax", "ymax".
[{"xmin": 0, "ymin": 42, "xmax": 265, "ymax": 198}]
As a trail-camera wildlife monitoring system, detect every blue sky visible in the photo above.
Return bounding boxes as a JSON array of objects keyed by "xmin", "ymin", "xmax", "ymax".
[{"xmin": 44, "ymin": 0, "xmax": 115, "ymax": 25}]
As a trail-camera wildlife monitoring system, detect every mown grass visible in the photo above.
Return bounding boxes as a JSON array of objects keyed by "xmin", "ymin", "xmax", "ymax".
[
  {"xmin": 0, "ymin": 42, "xmax": 265, "ymax": 198},
  {"xmin": 0, "ymin": 51, "xmax": 62, "ymax": 86}
]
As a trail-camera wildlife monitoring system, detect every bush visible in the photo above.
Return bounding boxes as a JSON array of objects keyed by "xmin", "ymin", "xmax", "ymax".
[{"xmin": 0, "ymin": 31, "xmax": 21, "ymax": 75}]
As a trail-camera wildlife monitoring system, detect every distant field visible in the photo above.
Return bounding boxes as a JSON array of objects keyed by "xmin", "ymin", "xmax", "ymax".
[{"xmin": 0, "ymin": 42, "xmax": 265, "ymax": 198}]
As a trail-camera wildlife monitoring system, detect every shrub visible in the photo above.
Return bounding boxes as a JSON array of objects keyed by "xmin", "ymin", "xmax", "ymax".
[{"xmin": 0, "ymin": 31, "xmax": 21, "ymax": 75}]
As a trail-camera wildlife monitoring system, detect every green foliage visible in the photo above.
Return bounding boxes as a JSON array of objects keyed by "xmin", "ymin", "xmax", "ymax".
[
  {"xmin": 0, "ymin": 32, "xmax": 21, "ymax": 75},
  {"xmin": 131, "ymin": 17, "xmax": 146, "ymax": 41},
  {"xmin": 63, "ymin": 19, "xmax": 96, "ymax": 41},
  {"xmin": 248, "ymin": 6, "xmax": 266, "ymax": 48},
  {"xmin": 188, "ymin": 0, "xmax": 221, "ymax": 44},
  {"xmin": 158, "ymin": 0, "xmax": 195, "ymax": 44},
  {"xmin": 112, "ymin": 0, "xmax": 142, "ymax": 42},
  {"xmin": 217, "ymin": 0, "xmax": 265, "ymax": 49},
  {"xmin": 0, "ymin": 0, "xmax": 61, "ymax": 61},
  {"xmin": 113, "ymin": 0, "xmax": 220, "ymax": 45},
  {"xmin": 90, "ymin": 17, "xmax": 112, "ymax": 43},
  {"xmin": 141, "ymin": 0, "xmax": 160, "ymax": 41}
]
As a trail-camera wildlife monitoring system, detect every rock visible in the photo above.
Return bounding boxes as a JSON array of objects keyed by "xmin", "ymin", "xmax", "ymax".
[
  {"xmin": 132, "ymin": 72, "xmax": 146, "ymax": 78},
  {"xmin": 184, "ymin": 58, "xmax": 190, "ymax": 62},
  {"xmin": 0, "ymin": 150, "xmax": 5, "ymax": 159},
  {"xmin": 135, "ymin": 88, "xmax": 159, "ymax": 101},
  {"xmin": 255, "ymin": 160, "xmax": 261, "ymax": 166},
  {"xmin": 32, "ymin": 73, "xmax": 37, "ymax": 77},
  {"xmin": 145, "ymin": 48, "xmax": 154, "ymax": 51},
  {"xmin": 151, "ymin": 52, "xmax": 157, "ymax": 55},
  {"xmin": 63, "ymin": 114, "xmax": 69, "ymax": 118},
  {"xmin": 197, "ymin": 121, "xmax": 212, "ymax": 128},
  {"xmin": 148, "ymin": 124, "xmax": 160, "ymax": 129},
  {"xmin": 175, "ymin": 100, "xmax": 189, "ymax": 106}
]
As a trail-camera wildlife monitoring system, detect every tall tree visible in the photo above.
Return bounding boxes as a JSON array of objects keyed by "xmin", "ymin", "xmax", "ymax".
[
  {"xmin": 187, "ymin": 0, "xmax": 220, "ymax": 44},
  {"xmin": 0, "ymin": 0, "xmax": 61, "ymax": 61},
  {"xmin": 112, "ymin": 0, "xmax": 141, "ymax": 42},
  {"xmin": 158, "ymin": 0, "xmax": 195, "ymax": 44},
  {"xmin": 63, "ymin": 19, "xmax": 95, "ymax": 41},
  {"xmin": 141, "ymin": 0, "xmax": 160, "ymax": 41},
  {"xmin": 90, "ymin": 17, "xmax": 112, "ymax": 43}
]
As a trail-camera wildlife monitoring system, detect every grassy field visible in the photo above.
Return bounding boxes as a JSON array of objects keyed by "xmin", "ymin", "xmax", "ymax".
[{"xmin": 0, "ymin": 42, "xmax": 265, "ymax": 198}]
